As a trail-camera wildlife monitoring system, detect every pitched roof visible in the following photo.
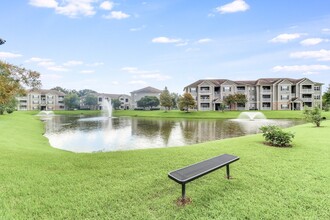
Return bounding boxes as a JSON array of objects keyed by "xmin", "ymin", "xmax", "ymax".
[
  {"xmin": 29, "ymin": 89, "xmax": 66, "ymax": 96},
  {"xmin": 96, "ymin": 93, "xmax": 130, "ymax": 99},
  {"xmin": 131, "ymin": 86, "xmax": 162, "ymax": 93}
]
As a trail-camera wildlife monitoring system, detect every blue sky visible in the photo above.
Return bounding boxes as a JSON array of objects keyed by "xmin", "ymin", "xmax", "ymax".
[{"xmin": 1, "ymin": 0, "xmax": 330, "ymax": 94}]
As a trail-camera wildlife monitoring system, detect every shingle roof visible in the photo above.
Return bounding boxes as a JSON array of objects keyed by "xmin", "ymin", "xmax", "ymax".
[
  {"xmin": 29, "ymin": 89, "xmax": 66, "ymax": 96},
  {"xmin": 131, "ymin": 86, "xmax": 162, "ymax": 93},
  {"xmin": 96, "ymin": 93, "xmax": 130, "ymax": 99}
]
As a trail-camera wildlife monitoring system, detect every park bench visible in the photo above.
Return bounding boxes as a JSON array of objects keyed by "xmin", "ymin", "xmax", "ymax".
[{"xmin": 168, "ymin": 154, "xmax": 239, "ymax": 200}]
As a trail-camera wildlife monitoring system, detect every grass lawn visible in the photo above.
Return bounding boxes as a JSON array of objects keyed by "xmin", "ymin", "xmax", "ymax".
[
  {"xmin": 0, "ymin": 111, "xmax": 329, "ymax": 219},
  {"xmin": 113, "ymin": 109, "xmax": 330, "ymax": 119}
]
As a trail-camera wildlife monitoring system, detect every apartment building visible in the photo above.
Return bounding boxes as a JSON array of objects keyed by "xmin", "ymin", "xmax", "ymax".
[
  {"xmin": 130, "ymin": 86, "xmax": 162, "ymax": 109},
  {"xmin": 96, "ymin": 93, "xmax": 131, "ymax": 110},
  {"xmin": 184, "ymin": 78, "xmax": 323, "ymax": 111},
  {"xmin": 17, "ymin": 89, "xmax": 65, "ymax": 111}
]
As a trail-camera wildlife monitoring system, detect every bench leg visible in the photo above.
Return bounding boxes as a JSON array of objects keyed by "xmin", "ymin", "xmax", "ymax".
[
  {"xmin": 181, "ymin": 183, "xmax": 186, "ymax": 200},
  {"xmin": 226, "ymin": 164, "xmax": 230, "ymax": 179}
]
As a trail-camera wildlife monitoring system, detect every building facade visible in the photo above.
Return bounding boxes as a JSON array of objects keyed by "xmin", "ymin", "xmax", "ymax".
[
  {"xmin": 184, "ymin": 78, "xmax": 323, "ymax": 111},
  {"xmin": 96, "ymin": 93, "xmax": 131, "ymax": 110},
  {"xmin": 17, "ymin": 89, "xmax": 65, "ymax": 111},
  {"xmin": 130, "ymin": 86, "xmax": 162, "ymax": 109}
]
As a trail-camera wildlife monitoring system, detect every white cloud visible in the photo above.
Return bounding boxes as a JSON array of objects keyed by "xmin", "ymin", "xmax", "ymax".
[
  {"xmin": 270, "ymin": 33, "xmax": 302, "ymax": 43},
  {"xmin": 41, "ymin": 73, "xmax": 63, "ymax": 81},
  {"xmin": 185, "ymin": 47, "xmax": 200, "ymax": 52},
  {"xmin": 216, "ymin": 0, "xmax": 250, "ymax": 14},
  {"xmin": 25, "ymin": 57, "xmax": 51, "ymax": 62},
  {"xmin": 197, "ymin": 38, "xmax": 212, "ymax": 44},
  {"xmin": 111, "ymin": 81, "xmax": 119, "ymax": 85},
  {"xmin": 130, "ymin": 25, "xmax": 146, "ymax": 32},
  {"xmin": 63, "ymin": 60, "xmax": 83, "ymax": 66},
  {"xmin": 272, "ymin": 65, "xmax": 330, "ymax": 72},
  {"xmin": 29, "ymin": 0, "xmax": 58, "ymax": 8},
  {"xmin": 302, "ymin": 71, "xmax": 319, "ymax": 76},
  {"xmin": 29, "ymin": 0, "xmax": 96, "ymax": 18},
  {"xmin": 152, "ymin": 37, "xmax": 182, "ymax": 44},
  {"xmin": 128, "ymin": 80, "xmax": 147, "ymax": 85},
  {"xmin": 47, "ymin": 66, "xmax": 69, "ymax": 72},
  {"xmin": 322, "ymin": 28, "xmax": 330, "ymax": 33},
  {"xmin": 100, "ymin": 1, "xmax": 114, "ymax": 10},
  {"xmin": 122, "ymin": 67, "xmax": 171, "ymax": 81},
  {"xmin": 290, "ymin": 49, "xmax": 330, "ymax": 61},
  {"xmin": 103, "ymin": 11, "xmax": 130, "ymax": 19},
  {"xmin": 38, "ymin": 61, "xmax": 56, "ymax": 67},
  {"xmin": 81, "ymin": 70, "xmax": 95, "ymax": 74},
  {"xmin": 0, "ymin": 52, "xmax": 23, "ymax": 59},
  {"xmin": 300, "ymin": 38, "xmax": 329, "ymax": 46}
]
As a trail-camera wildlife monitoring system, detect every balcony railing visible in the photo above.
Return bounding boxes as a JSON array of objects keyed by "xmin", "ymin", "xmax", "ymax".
[
  {"xmin": 237, "ymin": 90, "xmax": 246, "ymax": 94},
  {"xmin": 262, "ymin": 90, "xmax": 271, "ymax": 94},
  {"xmin": 261, "ymin": 107, "xmax": 271, "ymax": 110},
  {"xmin": 302, "ymin": 98, "xmax": 312, "ymax": 102},
  {"xmin": 200, "ymin": 107, "xmax": 211, "ymax": 111},
  {"xmin": 200, "ymin": 90, "xmax": 211, "ymax": 94},
  {"xmin": 200, "ymin": 99, "xmax": 210, "ymax": 102},
  {"xmin": 301, "ymin": 89, "xmax": 313, "ymax": 93},
  {"xmin": 262, "ymin": 98, "xmax": 271, "ymax": 102}
]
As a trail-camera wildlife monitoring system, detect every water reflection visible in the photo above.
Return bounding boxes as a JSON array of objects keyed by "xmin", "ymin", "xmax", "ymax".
[{"xmin": 43, "ymin": 115, "xmax": 304, "ymax": 153}]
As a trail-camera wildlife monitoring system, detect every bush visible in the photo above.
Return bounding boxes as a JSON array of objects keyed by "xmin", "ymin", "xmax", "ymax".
[
  {"xmin": 260, "ymin": 125, "xmax": 295, "ymax": 147},
  {"xmin": 303, "ymin": 106, "xmax": 323, "ymax": 127}
]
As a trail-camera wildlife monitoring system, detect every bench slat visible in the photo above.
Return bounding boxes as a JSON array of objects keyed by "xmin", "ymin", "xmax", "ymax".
[{"xmin": 168, "ymin": 154, "xmax": 239, "ymax": 184}]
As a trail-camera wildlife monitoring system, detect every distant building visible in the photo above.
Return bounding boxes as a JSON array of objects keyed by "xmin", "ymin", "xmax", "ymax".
[
  {"xmin": 16, "ymin": 89, "xmax": 65, "ymax": 111},
  {"xmin": 184, "ymin": 78, "xmax": 323, "ymax": 111},
  {"xmin": 96, "ymin": 93, "xmax": 131, "ymax": 110},
  {"xmin": 130, "ymin": 86, "xmax": 162, "ymax": 109}
]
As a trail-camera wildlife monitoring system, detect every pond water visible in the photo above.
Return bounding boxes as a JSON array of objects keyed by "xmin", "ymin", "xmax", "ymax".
[{"xmin": 42, "ymin": 115, "xmax": 304, "ymax": 153}]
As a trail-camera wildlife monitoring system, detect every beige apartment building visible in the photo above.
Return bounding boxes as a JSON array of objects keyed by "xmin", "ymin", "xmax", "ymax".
[
  {"xmin": 96, "ymin": 93, "xmax": 131, "ymax": 110},
  {"xmin": 130, "ymin": 86, "xmax": 162, "ymax": 109},
  {"xmin": 17, "ymin": 89, "xmax": 65, "ymax": 111},
  {"xmin": 184, "ymin": 78, "xmax": 323, "ymax": 111}
]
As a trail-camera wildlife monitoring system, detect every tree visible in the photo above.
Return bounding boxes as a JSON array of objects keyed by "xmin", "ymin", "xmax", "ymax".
[
  {"xmin": 323, "ymin": 84, "xmax": 330, "ymax": 111},
  {"xmin": 78, "ymin": 89, "xmax": 97, "ymax": 97},
  {"xmin": 171, "ymin": 93, "xmax": 180, "ymax": 109},
  {"xmin": 83, "ymin": 93, "xmax": 98, "ymax": 110},
  {"xmin": 303, "ymin": 106, "xmax": 323, "ymax": 127},
  {"xmin": 160, "ymin": 87, "xmax": 173, "ymax": 111},
  {"xmin": 178, "ymin": 92, "xmax": 196, "ymax": 112},
  {"xmin": 112, "ymin": 99, "xmax": 121, "ymax": 109},
  {"xmin": 51, "ymin": 86, "xmax": 69, "ymax": 94},
  {"xmin": 224, "ymin": 94, "xmax": 247, "ymax": 110},
  {"xmin": 137, "ymin": 96, "xmax": 160, "ymax": 109},
  {"xmin": 0, "ymin": 61, "xmax": 41, "ymax": 109},
  {"xmin": 64, "ymin": 93, "xmax": 80, "ymax": 110}
]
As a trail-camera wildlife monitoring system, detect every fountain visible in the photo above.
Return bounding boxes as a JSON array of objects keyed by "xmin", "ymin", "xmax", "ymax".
[
  {"xmin": 238, "ymin": 112, "xmax": 266, "ymax": 120},
  {"xmin": 102, "ymin": 99, "xmax": 112, "ymax": 118}
]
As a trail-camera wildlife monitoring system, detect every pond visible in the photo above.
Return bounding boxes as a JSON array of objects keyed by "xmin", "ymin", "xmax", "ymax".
[{"xmin": 42, "ymin": 115, "xmax": 304, "ymax": 153}]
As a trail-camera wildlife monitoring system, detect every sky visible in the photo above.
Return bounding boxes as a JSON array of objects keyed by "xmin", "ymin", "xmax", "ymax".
[{"xmin": 1, "ymin": 0, "xmax": 330, "ymax": 95}]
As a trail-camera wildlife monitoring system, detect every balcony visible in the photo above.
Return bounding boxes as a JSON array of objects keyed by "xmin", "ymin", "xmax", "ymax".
[
  {"xmin": 262, "ymin": 90, "xmax": 271, "ymax": 94},
  {"xmin": 200, "ymin": 99, "xmax": 210, "ymax": 102},
  {"xmin": 200, "ymin": 107, "xmax": 211, "ymax": 111},
  {"xmin": 261, "ymin": 107, "xmax": 271, "ymax": 110},
  {"xmin": 301, "ymin": 89, "xmax": 313, "ymax": 93},
  {"xmin": 262, "ymin": 98, "xmax": 271, "ymax": 102},
  {"xmin": 200, "ymin": 90, "xmax": 211, "ymax": 94},
  {"xmin": 237, "ymin": 90, "xmax": 246, "ymax": 94},
  {"xmin": 302, "ymin": 98, "xmax": 313, "ymax": 102}
]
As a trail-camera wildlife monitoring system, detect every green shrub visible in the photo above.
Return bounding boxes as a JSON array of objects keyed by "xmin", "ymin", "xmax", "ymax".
[
  {"xmin": 303, "ymin": 106, "xmax": 323, "ymax": 127},
  {"xmin": 260, "ymin": 125, "xmax": 295, "ymax": 147}
]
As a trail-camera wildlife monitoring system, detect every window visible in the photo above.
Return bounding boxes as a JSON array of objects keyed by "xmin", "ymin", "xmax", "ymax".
[
  {"xmin": 99, "ymin": 97, "xmax": 102, "ymax": 102},
  {"xmin": 125, "ymin": 98, "xmax": 129, "ymax": 102},
  {"xmin": 281, "ymin": 104, "xmax": 289, "ymax": 109},
  {"xmin": 314, "ymin": 86, "xmax": 320, "ymax": 91},
  {"xmin": 281, "ymin": 85, "xmax": 289, "ymax": 91},
  {"xmin": 281, "ymin": 95, "xmax": 289, "ymax": 100},
  {"xmin": 223, "ymin": 86, "xmax": 231, "ymax": 92},
  {"xmin": 32, "ymin": 95, "xmax": 39, "ymax": 98},
  {"xmin": 190, "ymin": 88, "xmax": 196, "ymax": 92},
  {"xmin": 314, "ymin": 95, "xmax": 321, "ymax": 100},
  {"xmin": 201, "ymin": 103, "xmax": 210, "ymax": 108}
]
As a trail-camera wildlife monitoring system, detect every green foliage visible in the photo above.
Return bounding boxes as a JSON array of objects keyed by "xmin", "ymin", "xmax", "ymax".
[
  {"xmin": 112, "ymin": 99, "xmax": 121, "ymax": 109},
  {"xmin": 78, "ymin": 89, "xmax": 97, "ymax": 97},
  {"xmin": 224, "ymin": 93, "xmax": 247, "ymax": 110},
  {"xmin": 50, "ymin": 86, "xmax": 69, "ymax": 94},
  {"xmin": 137, "ymin": 96, "xmax": 160, "ymax": 109},
  {"xmin": 260, "ymin": 125, "xmax": 295, "ymax": 147},
  {"xmin": 178, "ymin": 93, "xmax": 196, "ymax": 112},
  {"xmin": 0, "ymin": 97, "xmax": 18, "ymax": 115},
  {"xmin": 323, "ymin": 84, "xmax": 330, "ymax": 109},
  {"xmin": 303, "ymin": 106, "xmax": 323, "ymax": 127},
  {"xmin": 63, "ymin": 93, "xmax": 80, "ymax": 110},
  {"xmin": 171, "ymin": 93, "xmax": 179, "ymax": 109},
  {"xmin": 0, "ymin": 61, "xmax": 41, "ymax": 107},
  {"xmin": 82, "ymin": 93, "xmax": 98, "ymax": 110},
  {"xmin": 160, "ymin": 87, "xmax": 173, "ymax": 111}
]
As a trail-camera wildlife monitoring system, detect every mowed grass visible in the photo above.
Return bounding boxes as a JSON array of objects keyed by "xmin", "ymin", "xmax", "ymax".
[
  {"xmin": 0, "ymin": 112, "xmax": 329, "ymax": 219},
  {"xmin": 113, "ymin": 109, "xmax": 330, "ymax": 119}
]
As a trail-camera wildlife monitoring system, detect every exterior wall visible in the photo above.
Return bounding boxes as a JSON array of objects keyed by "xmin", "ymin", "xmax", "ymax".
[
  {"xmin": 17, "ymin": 91, "xmax": 65, "ymax": 111},
  {"xmin": 130, "ymin": 92, "xmax": 161, "ymax": 109},
  {"xmin": 97, "ymin": 94, "xmax": 131, "ymax": 110},
  {"xmin": 185, "ymin": 78, "xmax": 323, "ymax": 111}
]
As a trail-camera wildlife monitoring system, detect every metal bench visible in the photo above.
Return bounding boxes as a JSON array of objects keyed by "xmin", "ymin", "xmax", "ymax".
[{"xmin": 168, "ymin": 154, "xmax": 239, "ymax": 200}]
